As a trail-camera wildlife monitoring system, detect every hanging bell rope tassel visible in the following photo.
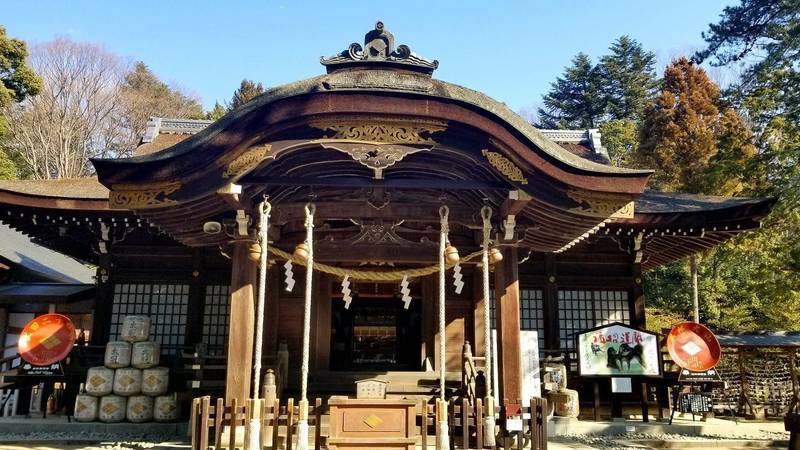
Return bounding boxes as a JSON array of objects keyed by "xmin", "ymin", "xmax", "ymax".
[
  {"xmin": 249, "ymin": 200, "xmax": 271, "ymax": 450},
  {"xmin": 437, "ymin": 205, "xmax": 451, "ymax": 448},
  {"xmin": 480, "ymin": 205, "xmax": 497, "ymax": 447},
  {"xmin": 296, "ymin": 203, "xmax": 315, "ymax": 450},
  {"xmin": 296, "ymin": 399, "xmax": 310, "ymax": 450}
]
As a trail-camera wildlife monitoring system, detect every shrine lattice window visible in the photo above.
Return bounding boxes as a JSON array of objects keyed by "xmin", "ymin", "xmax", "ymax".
[
  {"xmin": 490, "ymin": 288, "xmax": 546, "ymax": 352},
  {"xmin": 202, "ymin": 285, "xmax": 230, "ymax": 355},
  {"xmin": 110, "ymin": 284, "xmax": 189, "ymax": 353},
  {"xmin": 557, "ymin": 289, "xmax": 630, "ymax": 354}
]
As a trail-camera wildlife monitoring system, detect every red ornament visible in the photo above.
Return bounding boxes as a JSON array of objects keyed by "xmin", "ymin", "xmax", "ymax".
[
  {"xmin": 18, "ymin": 314, "xmax": 76, "ymax": 366},
  {"xmin": 666, "ymin": 322, "xmax": 721, "ymax": 372}
]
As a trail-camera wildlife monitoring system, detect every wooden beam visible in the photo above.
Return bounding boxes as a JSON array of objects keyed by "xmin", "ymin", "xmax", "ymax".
[
  {"xmin": 241, "ymin": 175, "xmax": 509, "ymax": 191},
  {"xmin": 225, "ymin": 241, "xmax": 257, "ymax": 404},
  {"xmin": 493, "ymin": 247, "xmax": 522, "ymax": 404}
]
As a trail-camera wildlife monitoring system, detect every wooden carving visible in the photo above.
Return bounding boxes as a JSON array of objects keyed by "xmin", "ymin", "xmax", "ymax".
[
  {"xmin": 320, "ymin": 143, "xmax": 429, "ymax": 178},
  {"xmin": 567, "ymin": 190, "xmax": 635, "ymax": 219},
  {"xmin": 311, "ymin": 120, "xmax": 446, "ymax": 145},
  {"xmin": 223, "ymin": 144, "xmax": 273, "ymax": 179},
  {"xmin": 482, "ymin": 150, "xmax": 528, "ymax": 185},
  {"xmin": 109, "ymin": 182, "xmax": 181, "ymax": 209}
]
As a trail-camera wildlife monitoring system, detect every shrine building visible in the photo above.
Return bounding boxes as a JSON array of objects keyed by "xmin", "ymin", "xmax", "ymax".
[{"xmin": 0, "ymin": 23, "xmax": 774, "ymax": 414}]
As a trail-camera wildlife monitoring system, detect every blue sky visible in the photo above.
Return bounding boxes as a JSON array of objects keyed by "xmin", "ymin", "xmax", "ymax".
[{"xmin": 2, "ymin": 1, "xmax": 735, "ymax": 114}]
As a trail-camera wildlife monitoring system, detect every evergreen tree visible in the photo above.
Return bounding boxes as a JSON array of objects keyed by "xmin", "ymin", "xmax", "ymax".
[
  {"xmin": 635, "ymin": 57, "xmax": 755, "ymax": 195},
  {"xmin": 597, "ymin": 36, "xmax": 658, "ymax": 121},
  {"xmin": 599, "ymin": 119, "xmax": 638, "ymax": 167},
  {"xmin": 119, "ymin": 62, "xmax": 205, "ymax": 152},
  {"xmin": 228, "ymin": 79, "xmax": 264, "ymax": 111},
  {"xmin": 206, "ymin": 101, "xmax": 227, "ymax": 120},
  {"xmin": 537, "ymin": 53, "xmax": 605, "ymax": 128},
  {"xmin": 0, "ymin": 26, "xmax": 42, "ymax": 180}
]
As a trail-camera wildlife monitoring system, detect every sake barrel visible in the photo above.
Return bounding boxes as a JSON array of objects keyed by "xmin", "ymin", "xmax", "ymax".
[
  {"xmin": 98, "ymin": 395, "xmax": 126, "ymax": 423},
  {"xmin": 104, "ymin": 341, "xmax": 131, "ymax": 368},
  {"xmin": 113, "ymin": 367, "xmax": 142, "ymax": 396},
  {"xmin": 73, "ymin": 393, "xmax": 98, "ymax": 422},
  {"xmin": 141, "ymin": 367, "xmax": 169, "ymax": 396},
  {"xmin": 131, "ymin": 341, "xmax": 160, "ymax": 369},
  {"xmin": 85, "ymin": 366, "xmax": 114, "ymax": 396},
  {"xmin": 153, "ymin": 395, "xmax": 178, "ymax": 422},
  {"xmin": 120, "ymin": 315, "xmax": 151, "ymax": 343},
  {"xmin": 126, "ymin": 395, "xmax": 154, "ymax": 423}
]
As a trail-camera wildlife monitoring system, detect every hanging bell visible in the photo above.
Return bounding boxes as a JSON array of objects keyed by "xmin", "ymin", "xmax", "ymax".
[
  {"xmin": 488, "ymin": 247, "xmax": 503, "ymax": 265},
  {"xmin": 293, "ymin": 241, "xmax": 310, "ymax": 262},
  {"xmin": 444, "ymin": 245, "xmax": 460, "ymax": 265},
  {"xmin": 248, "ymin": 242, "xmax": 262, "ymax": 262}
]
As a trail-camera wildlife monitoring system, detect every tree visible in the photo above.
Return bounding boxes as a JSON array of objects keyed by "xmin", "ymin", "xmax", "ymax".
[
  {"xmin": 537, "ymin": 53, "xmax": 605, "ymax": 128},
  {"xmin": 0, "ymin": 26, "xmax": 41, "ymax": 109},
  {"xmin": 634, "ymin": 58, "xmax": 755, "ymax": 195},
  {"xmin": 206, "ymin": 101, "xmax": 226, "ymax": 121},
  {"xmin": 117, "ymin": 62, "xmax": 204, "ymax": 152},
  {"xmin": 599, "ymin": 119, "xmax": 638, "ymax": 167},
  {"xmin": 0, "ymin": 26, "xmax": 42, "ymax": 180},
  {"xmin": 228, "ymin": 79, "xmax": 264, "ymax": 111},
  {"xmin": 3, "ymin": 38, "xmax": 125, "ymax": 179},
  {"xmin": 597, "ymin": 36, "xmax": 658, "ymax": 121}
]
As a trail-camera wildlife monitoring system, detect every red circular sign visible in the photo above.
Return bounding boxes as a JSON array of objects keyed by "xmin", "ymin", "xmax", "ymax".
[
  {"xmin": 18, "ymin": 314, "xmax": 76, "ymax": 366},
  {"xmin": 666, "ymin": 322, "xmax": 721, "ymax": 372}
]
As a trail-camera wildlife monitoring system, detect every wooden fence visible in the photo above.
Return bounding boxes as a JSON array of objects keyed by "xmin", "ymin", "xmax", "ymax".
[{"xmin": 190, "ymin": 396, "xmax": 547, "ymax": 450}]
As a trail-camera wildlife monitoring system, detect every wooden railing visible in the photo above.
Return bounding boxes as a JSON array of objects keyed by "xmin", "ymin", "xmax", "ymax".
[{"xmin": 190, "ymin": 395, "xmax": 548, "ymax": 450}]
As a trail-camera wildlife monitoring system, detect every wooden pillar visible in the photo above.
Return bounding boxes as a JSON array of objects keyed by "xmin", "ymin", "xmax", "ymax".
[
  {"xmin": 185, "ymin": 248, "xmax": 205, "ymax": 347},
  {"xmin": 313, "ymin": 273, "xmax": 331, "ymax": 370},
  {"xmin": 225, "ymin": 241, "xmax": 257, "ymax": 404},
  {"xmin": 472, "ymin": 269, "xmax": 487, "ymax": 357},
  {"xmin": 632, "ymin": 262, "xmax": 646, "ymax": 329},
  {"xmin": 91, "ymin": 254, "xmax": 114, "ymax": 345},
  {"xmin": 493, "ymin": 247, "xmax": 522, "ymax": 404},
  {"xmin": 264, "ymin": 265, "xmax": 281, "ymax": 354},
  {"xmin": 543, "ymin": 254, "xmax": 559, "ymax": 351}
]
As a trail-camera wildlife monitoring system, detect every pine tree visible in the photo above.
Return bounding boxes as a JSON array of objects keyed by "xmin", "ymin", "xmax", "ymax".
[
  {"xmin": 635, "ymin": 57, "xmax": 755, "ymax": 194},
  {"xmin": 229, "ymin": 79, "xmax": 264, "ymax": 111},
  {"xmin": 537, "ymin": 53, "xmax": 605, "ymax": 129},
  {"xmin": 598, "ymin": 36, "xmax": 658, "ymax": 121}
]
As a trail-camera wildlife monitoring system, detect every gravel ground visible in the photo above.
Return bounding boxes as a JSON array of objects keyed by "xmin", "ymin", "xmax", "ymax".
[{"xmin": 561, "ymin": 430, "xmax": 790, "ymax": 450}]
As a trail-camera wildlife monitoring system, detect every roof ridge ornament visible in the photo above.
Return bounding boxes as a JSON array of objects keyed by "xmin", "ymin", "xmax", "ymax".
[{"xmin": 321, "ymin": 21, "xmax": 439, "ymax": 75}]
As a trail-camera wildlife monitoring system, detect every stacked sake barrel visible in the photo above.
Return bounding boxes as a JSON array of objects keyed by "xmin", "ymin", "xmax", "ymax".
[{"xmin": 74, "ymin": 315, "xmax": 178, "ymax": 423}]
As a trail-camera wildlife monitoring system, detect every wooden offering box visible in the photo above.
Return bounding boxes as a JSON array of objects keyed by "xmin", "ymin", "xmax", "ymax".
[{"xmin": 327, "ymin": 398, "xmax": 417, "ymax": 450}]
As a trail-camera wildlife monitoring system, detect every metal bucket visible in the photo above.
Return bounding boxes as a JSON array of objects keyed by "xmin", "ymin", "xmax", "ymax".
[
  {"xmin": 98, "ymin": 395, "xmax": 126, "ymax": 423},
  {"xmin": 85, "ymin": 367, "xmax": 114, "ymax": 396},
  {"xmin": 104, "ymin": 341, "xmax": 131, "ymax": 368},
  {"xmin": 131, "ymin": 341, "xmax": 160, "ymax": 369},
  {"xmin": 126, "ymin": 395, "xmax": 154, "ymax": 423},
  {"xmin": 113, "ymin": 367, "xmax": 142, "ymax": 396},
  {"xmin": 141, "ymin": 367, "xmax": 169, "ymax": 396},
  {"xmin": 73, "ymin": 394, "xmax": 98, "ymax": 422},
  {"xmin": 120, "ymin": 315, "xmax": 151, "ymax": 343}
]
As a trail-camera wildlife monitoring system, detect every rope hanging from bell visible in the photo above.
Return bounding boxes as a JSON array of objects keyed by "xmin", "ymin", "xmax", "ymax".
[
  {"xmin": 480, "ymin": 205, "xmax": 497, "ymax": 447},
  {"xmin": 296, "ymin": 203, "xmax": 315, "ymax": 450},
  {"xmin": 437, "ymin": 205, "xmax": 452, "ymax": 450},
  {"xmin": 249, "ymin": 200, "xmax": 271, "ymax": 450}
]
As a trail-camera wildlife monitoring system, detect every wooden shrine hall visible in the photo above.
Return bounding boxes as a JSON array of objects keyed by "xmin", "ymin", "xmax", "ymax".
[{"xmin": 0, "ymin": 22, "xmax": 775, "ymax": 425}]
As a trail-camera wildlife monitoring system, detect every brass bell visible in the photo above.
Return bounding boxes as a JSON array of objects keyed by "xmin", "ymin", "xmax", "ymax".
[
  {"xmin": 248, "ymin": 243, "xmax": 262, "ymax": 262},
  {"xmin": 444, "ymin": 245, "xmax": 460, "ymax": 265},
  {"xmin": 488, "ymin": 247, "xmax": 503, "ymax": 265},
  {"xmin": 293, "ymin": 242, "xmax": 310, "ymax": 262}
]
